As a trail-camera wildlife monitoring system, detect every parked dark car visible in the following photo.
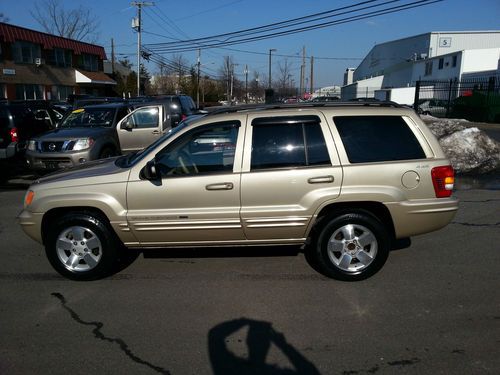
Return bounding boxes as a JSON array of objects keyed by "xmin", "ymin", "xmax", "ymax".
[
  {"xmin": 0, "ymin": 101, "xmax": 63, "ymax": 159},
  {"xmin": 147, "ymin": 95, "xmax": 199, "ymax": 127}
]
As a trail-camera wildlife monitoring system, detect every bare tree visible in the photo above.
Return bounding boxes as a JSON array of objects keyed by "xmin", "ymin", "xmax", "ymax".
[
  {"xmin": 219, "ymin": 56, "xmax": 238, "ymax": 102},
  {"xmin": 249, "ymin": 71, "xmax": 264, "ymax": 103},
  {"xmin": 170, "ymin": 54, "xmax": 189, "ymax": 94},
  {"xmin": 30, "ymin": 0, "xmax": 100, "ymax": 43},
  {"xmin": 276, "ymin": 59, "xmax": 295, "ymax": 98}
]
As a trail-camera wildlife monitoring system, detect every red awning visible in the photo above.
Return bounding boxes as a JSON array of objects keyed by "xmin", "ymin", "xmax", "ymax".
[{"xmin": 0, "ymin": 22, "xmax": 106, "ymax": 59}]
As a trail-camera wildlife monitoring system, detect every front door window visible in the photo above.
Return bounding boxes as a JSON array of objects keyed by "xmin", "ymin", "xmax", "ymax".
[{"xmin": 155, "ymin": 122, "xmax": 239, "ymax": 176}]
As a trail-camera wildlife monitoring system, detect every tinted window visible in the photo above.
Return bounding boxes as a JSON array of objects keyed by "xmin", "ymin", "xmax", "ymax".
[
  {"xmin": 251, "ymin": 117, "xmax": 330, "ymax": 170},
  {"xmin": 0, "ymin": 108, "xmax": 10, "ymax": 129},
  {"xmin": 180, "ymin": 96, "xmax": 196, "ymax": 114},
  {"xmin": 334, "ymin": 116, "xmax": 426, "ymax": 163},
  {"xmin": 155, "ymin": 122, "xmax": 239, "ymax": 176},
  {"xmin": 168, "ymin": 98, "xmax": 182, "ymax": 115}
]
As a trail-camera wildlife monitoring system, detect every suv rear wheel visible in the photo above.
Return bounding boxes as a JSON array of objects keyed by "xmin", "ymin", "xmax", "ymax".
[
  {"xmin": 45, "ymin": 213, "xmax": 119, "ymax": 281},
  {"xmin": 313, "ymin": 210, "xmax": 389, "ymax": 281}
]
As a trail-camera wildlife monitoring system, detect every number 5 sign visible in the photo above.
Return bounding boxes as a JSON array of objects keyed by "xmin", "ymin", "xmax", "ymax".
[{"xmin": 439, "ymin": 37, "xmax": 452, "ymax": 47}]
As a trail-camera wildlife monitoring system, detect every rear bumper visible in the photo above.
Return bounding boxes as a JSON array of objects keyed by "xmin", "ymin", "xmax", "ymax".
[{"xmin": 386, "ymin": 197, "xmax": 459, "ymax": 238}]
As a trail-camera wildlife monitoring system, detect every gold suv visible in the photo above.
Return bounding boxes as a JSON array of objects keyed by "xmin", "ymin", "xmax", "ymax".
[{"xmin": 18, "ymin": 103, "xmax": 458, "ymax": 281}]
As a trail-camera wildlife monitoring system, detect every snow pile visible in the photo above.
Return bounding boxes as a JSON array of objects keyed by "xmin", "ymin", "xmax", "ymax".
[{"xmin": 422, "ymin": 115, "xmax": 500, "ymax": 174}]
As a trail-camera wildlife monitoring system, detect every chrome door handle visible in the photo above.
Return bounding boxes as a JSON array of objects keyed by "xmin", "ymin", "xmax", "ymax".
[
  {"xmin": 152, "ymin": 130, "xmax": 161, "ymax": 135},
  {"xmin": 206, "ymin": 182, "xmax": 234, "ymax": 190},
  {"xmin": 308, "ymin": 175, "xmax": 334, "ymax": 184}
]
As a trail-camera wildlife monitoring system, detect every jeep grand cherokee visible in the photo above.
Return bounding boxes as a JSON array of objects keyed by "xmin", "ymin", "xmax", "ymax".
[{"xmin": 18, "ymin": 102, "xmax": 458, "ymax": 281}]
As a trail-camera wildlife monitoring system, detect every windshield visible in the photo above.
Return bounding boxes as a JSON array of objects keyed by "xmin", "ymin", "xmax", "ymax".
[
  {"xmin": 59, "ymin": 108, "xmax": 116, "ymax": 128},
  {"xmin": 115, "ymin": 115, "xmax": 204, "ymax": 168}
]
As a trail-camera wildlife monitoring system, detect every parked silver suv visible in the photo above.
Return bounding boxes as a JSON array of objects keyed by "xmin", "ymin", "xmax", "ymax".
[{"xmin": 18, "ymin": 102, "xmax": 458, "ymax": 281}]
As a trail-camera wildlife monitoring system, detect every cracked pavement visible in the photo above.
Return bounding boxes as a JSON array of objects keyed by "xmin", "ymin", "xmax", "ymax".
[{"xmin": 0, "ymin": 188, "xmax": 499, "ymax": 374}]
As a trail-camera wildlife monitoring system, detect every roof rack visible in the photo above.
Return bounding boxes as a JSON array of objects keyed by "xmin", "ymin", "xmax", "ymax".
[{"xmin": 204, "ymin": 101, "xmax": 403, "ymax": 116}]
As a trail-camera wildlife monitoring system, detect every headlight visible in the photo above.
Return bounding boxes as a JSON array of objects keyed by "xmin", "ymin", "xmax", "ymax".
[
  {"xmin": 72, "ymin": 138, "xmax": 95, "ymax": 151},
  {"xmin": 28, "ymin": 140, "xmax": 37, "ymax": 151}
]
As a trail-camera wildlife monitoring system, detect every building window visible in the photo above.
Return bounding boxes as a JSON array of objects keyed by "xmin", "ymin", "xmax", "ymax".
[
  {"xmin": 452, "ymin": 55, "xmax": 457, "ymax": 68},
  {"xmin": 438, "ymin": 58, "xmax": 444, "ymax": 70},
  {"xmin": 425, "ymin": 61, "xmax": 433, "ymax": 76},
  {"xmin": 15, "ymin": 84, "xmax": 44, "ymax": 100},
  {"xmin": 12, "ymin": 41, "xmax": 41, "ymax": 64},
  {"xmin": 80, "ymin": 54, "xmax": 99, "ymax": 72},
  {"xmin": 51, "ymin": 85, "xmax": 74, "ymax": 101},
  {"xmin": 48, "ymin": 48, "xmax": 72, "ymax": 68}
]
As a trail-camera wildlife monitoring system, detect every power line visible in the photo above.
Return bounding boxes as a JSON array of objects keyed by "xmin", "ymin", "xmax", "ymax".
[
  {"xmin": 145, "ymin": 0, "xmax": 442, "ymax": 53},
  {"xmin": 149, "ymin": 0, "xmax": 386, "ymax": 48}
]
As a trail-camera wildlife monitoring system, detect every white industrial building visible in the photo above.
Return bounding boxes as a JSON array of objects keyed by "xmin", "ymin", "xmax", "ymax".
[{"xmin": 342, "ymin": 31, "xmax": 500, "ymax": 103}]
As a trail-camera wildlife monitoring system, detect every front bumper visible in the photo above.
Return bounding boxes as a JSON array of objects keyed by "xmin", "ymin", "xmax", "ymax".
[
  {"xmin": 25, "ymin": 150, "xmax": 91, "ymax": 170},
  {"xmin": 18, "ymin": 209, "xmax": 44, "ymax": 244}
]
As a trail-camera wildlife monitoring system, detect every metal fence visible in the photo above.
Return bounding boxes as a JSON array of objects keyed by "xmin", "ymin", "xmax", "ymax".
[{"xmin": 413, "ymin": 75, "xmax": 500, "ymax": 122}]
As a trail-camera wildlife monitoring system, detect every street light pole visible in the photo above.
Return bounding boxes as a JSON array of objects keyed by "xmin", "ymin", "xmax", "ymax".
[{"xmin": 268, "ymin": 48, "xmax": 276, "ymax": 89}]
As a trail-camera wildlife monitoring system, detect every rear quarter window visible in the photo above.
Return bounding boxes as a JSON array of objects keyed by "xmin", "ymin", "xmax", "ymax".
[{"xmin": 333, "ymin": 115, "xmax": 426, "ymax": 163}]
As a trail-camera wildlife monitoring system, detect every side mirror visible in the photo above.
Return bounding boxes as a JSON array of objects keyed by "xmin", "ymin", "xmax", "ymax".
[
  {"xmin": 121, "ymin": 118, "xmax": 134, "ymax": 131},
  {"xmin": 141, "ymin": 160, "xmax": 159, "ymax": 180}
]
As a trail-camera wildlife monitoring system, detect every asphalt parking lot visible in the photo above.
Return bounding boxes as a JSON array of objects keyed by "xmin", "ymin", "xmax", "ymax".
[{"xmin": 0, "ymin": 180, "xmax": 499, "ymax": 374}]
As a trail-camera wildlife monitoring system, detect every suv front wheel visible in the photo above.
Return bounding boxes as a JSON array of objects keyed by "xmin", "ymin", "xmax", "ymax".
[
  {"xmin": 45, "ymin": 212, "xmax": 119, "ymax": 281},
  {"xmin": 313, "ymin": 210, "xmax": 389, "ymax": 281}
]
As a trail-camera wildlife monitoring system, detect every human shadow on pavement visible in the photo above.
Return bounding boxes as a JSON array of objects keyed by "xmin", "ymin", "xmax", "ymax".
[{"xmin": 208, "ymin": 318, "xmax": 321, "ymax": 375}]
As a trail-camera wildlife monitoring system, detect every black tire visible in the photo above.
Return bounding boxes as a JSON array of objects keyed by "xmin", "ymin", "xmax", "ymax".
[
  {"xmin": 99, "ymin": 146, "xmax": 116, "ymax": 159},
  {"xmin": 45, "ymin": 212, "xmax": 119, "ymax": 281},
  {"xmin": 311, "ymin": 210, "xmax": 389, "ymax": 281}
]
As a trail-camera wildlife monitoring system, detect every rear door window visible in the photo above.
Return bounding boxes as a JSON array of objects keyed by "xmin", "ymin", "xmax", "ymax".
[
  {"xmin": 251, "ymin": 116, "xmax": 331, "ymax": 170},
  {"xmin": 333, "ymin": 116, "xmax": 426, "ymax": 163}
]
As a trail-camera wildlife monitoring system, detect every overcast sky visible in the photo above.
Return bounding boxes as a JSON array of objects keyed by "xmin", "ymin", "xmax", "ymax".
[{"xmin": 2, "ymin": 0, "xmax": 500, "ymax": 89}]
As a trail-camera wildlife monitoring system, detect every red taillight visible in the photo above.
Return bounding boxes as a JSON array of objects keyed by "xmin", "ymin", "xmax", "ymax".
[
  {"xmin": 181, "ymin": 114, "xmax": 187, "ymax": 121},
  {"xmin": 10, "ymin": 128, "xmax": 18, "ymax": 142},
  {"xmin": 431, "ymin": 165, "xmax": 455, "ymax": 198}
]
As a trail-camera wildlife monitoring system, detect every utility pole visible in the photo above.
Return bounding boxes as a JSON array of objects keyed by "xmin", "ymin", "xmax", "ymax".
[
  {"xmin": 268, "ymin": 48, "xmax": 276, "ymax": 88},
  {"xmin": 244, "ymin": 65, "xmax": 248, "ymax": 103},
  {"xmin": 131, "ymin": 1, "xmax": 154, "ymax": 97},
  {"xmin": 310, "ymin": 56, "xmax": 314, "ymax": 94},
  {"xmin": 300, "ymin": 46, "xmax": 306, "ymax": 98},
  {"xmin": 111, "ymin": 38, "xmax": 115, "ymax": 75},
  {"xmin": 197, "ymin": 49, "xmax": 201, "ymax": 108}
]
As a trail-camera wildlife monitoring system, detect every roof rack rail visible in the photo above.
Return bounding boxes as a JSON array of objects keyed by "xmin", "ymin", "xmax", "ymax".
[{"xmin": 204, "ymin": 101, "xmax": 403, "ymax": 116}]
